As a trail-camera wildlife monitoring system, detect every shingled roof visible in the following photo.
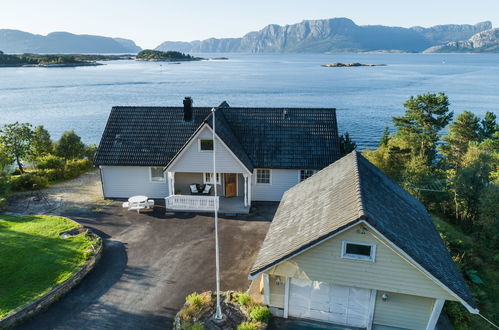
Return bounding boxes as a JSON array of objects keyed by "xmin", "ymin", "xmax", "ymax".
[
  {"xmin": 250, "ymin": 151, "xmax": 476, "ymax": 311},
  {"xmin": 94, "ymin": 104, "xmax": 340, "ymax": 169}
]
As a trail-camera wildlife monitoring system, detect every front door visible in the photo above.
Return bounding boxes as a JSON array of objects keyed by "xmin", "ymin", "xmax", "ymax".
[{"xmin": 224, "ymin": 173, "xmax": 237, "ymax": 197}]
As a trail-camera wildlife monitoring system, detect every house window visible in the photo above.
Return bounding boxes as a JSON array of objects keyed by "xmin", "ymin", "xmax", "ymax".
[
  {"xmin": 203, "ymin": 172, "xmax": 221, "ymax": 184},
  {"xmin": 341, "ymin": 241, "xmax": 376, "ymax": 262},
  {"xmin": 199, "ymin": 139, "xmax": 214, "ymax": 151},
  {"xmin": 150, "ymin": 167, "xmax": 166, "ymax": 182},
  {"xmin": 256, "ymin": 169, "xmax": 271, "ymax": 184},
  {"xmin": 300, "ymin": 170, "xmax": 317, "ymax": 182}
]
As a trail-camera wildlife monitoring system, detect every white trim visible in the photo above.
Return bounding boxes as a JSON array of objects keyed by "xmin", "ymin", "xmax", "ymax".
[
  {"xmin": 149, "ymin": 167, "xmax": 166, "ymax": 183},
  {"xmin": 248, "ymin": 174, "xmax": 252, "ymax": 205},
  {"xmin": 198, "ymin": 138, "xmax": 214, "ymax": 152},
  {"xmin": 361, "ymin": 220, "xmax": 478, "ymax": 314},
  {"xmin": 426, "ymin": 299, "xmax": 445, "ymax": 330},
  {"xmin": 203, "ymin": 172, "xmax": 221, "ymax": 185},
  {"xmin": 263, "ymin": 274, "xmax": 270, "ymax": 305},
  {"xmin": 283, "ymin": 276, "xmax": 290, "ymax": 318},
  {"xmin": 367, "ymin": 289, "xmax": 377, "ymax": 330},
  {"xmin": 341, "ymin": 240, "xmax": 376, "ymax": 262},
  {"xmin": 249, "ymin": 219, "xmax": 478, "ymax": 314},
  {"xmin": 165, "ymin": 123, "xmax": 251, "ymax": 175},
  {"xmin": 255, "ymin": 168, "xmax": 272, "ymax": 185}
]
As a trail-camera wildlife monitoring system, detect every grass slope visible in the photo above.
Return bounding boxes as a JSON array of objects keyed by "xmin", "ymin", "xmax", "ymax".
[{"xmin": 0, "ymin": 215, "xmax": 97, "ymax": 318}]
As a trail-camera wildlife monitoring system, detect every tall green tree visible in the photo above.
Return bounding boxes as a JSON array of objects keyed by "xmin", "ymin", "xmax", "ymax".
[
  {"xmin": 392, "ymin": 92, "xmax": 453, "ymax": 164},
  {"xmin": 31, "ymin": 125, "xmax": 53, "ymax": 158},
  {"xmin": 339, "ymin": 132, "xmax": 357, "ymax": 156},
  {"xmin": 479, "ymin": 111, "xmax": 498, "ymax": 141},
  {"xmin": 440, "ymin": 111, "xmax": 480, "ymax": 169},
  {"xmin": 0, "ymin": 122, "xmax": 34, "ymax": 173},
  {"xmin": 55, "ymin": 131, "xmax": 85, "ymax": 160}
]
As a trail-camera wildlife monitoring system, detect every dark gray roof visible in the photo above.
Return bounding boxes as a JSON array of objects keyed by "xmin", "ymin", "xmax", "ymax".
[
  {"xmin": 94, "ymin": 105, "xmax": 340, "ymax": 169},
  {"xmin": 250, "ymin": 151, "xmax": 476, "ymax": 309}
]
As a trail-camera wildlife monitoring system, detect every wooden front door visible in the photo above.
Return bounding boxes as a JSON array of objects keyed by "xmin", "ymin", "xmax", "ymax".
[{"xmin": 224, "ymin": 173, "xmax": 237, "ymax": 198}]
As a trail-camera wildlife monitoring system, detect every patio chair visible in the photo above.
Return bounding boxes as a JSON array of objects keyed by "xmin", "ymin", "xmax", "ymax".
[
  {"xmin": 201, "ymin": 184, "xmax": 212, "ymax": 195},
  {"xmin": 190, "ymin": 184, "xmax": 199, "ymax": 194}
]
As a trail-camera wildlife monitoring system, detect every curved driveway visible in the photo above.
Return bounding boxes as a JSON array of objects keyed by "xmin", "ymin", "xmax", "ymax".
[{"xmin": 18, "ymin": 203, "xmax": 274, "ymax": 330}]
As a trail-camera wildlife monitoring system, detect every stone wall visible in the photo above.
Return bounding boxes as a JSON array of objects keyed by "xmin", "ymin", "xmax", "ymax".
[{"xmin": 0, "ymin": 231, "xmax": 103, "ymax": 328}]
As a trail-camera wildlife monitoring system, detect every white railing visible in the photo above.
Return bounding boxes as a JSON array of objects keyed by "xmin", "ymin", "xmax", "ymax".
[{"xmin": 164, "ymin": 195, "xmax": 219, "ymax": 211}]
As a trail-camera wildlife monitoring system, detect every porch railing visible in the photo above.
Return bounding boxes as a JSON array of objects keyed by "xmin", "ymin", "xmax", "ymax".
[{"xmin": 164, "ymin": 195, "xmax": 219, "ymax": 211}]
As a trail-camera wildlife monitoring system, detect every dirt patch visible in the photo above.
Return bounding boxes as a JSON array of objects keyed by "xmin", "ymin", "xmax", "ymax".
[{"xmin": 5, "ymin": 169, "xmax": 109, "ymax": 216}]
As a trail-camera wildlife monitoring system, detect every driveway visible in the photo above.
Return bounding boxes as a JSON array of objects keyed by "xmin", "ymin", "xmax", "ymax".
[{"xmin": 17, "ymin": 202, "xmax": 276, "ymax": 330}]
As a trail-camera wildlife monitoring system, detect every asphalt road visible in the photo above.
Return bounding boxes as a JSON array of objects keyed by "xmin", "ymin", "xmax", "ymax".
[{"xmin": 18, "ymin": 202, "xmax": 275, "ymax": 330}]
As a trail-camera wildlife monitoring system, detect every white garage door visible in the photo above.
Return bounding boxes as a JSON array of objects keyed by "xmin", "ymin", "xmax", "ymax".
[{"xmin": 288, "ymin": 278, "xmax": 373, "ymax": 327}]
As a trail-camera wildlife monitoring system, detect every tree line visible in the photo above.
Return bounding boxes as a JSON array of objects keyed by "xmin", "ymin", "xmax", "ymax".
[{"xmin": 362, "ymin": 92, "xmax": 498, "ymax": 328}]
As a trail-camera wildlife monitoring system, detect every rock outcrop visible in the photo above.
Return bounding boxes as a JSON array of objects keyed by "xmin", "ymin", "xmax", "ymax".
[
  {"xmin": 424, "ymin": 28, "xmax": 499, "ymax": 53},
  {"xmin": 155, "ymin": 18, "xmax": 492, "ymax": 53}
]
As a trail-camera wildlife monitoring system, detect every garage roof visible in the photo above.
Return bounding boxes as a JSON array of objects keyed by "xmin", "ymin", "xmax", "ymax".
[{"xmin": 250, "ymin": 151, "xmax": 476, "ymax": 311}]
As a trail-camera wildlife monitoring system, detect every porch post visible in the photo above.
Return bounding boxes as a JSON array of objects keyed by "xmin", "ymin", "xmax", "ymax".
[
  {"xmin": 243, "ymin": 174, "xmax": 248, "ymax": 207},
  {"xmin": 426, "ymin": 299, "xmax": 444, "ymax": 330},
  {"xmin": 171, "ymin": 172, "xmax": 175, "ymax": 195},
  {"xmin": 167, "ymin": 171, "xmax": 175, "ymax": 196},
  {"xmin": 248, "ymin": 174, "xmax": 252, "ymax": 206}
]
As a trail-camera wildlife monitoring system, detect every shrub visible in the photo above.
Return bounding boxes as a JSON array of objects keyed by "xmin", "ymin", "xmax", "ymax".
[
  {"xmin": 0, "ymin": 197, "xmax": 7, "ymax": 210},
  {"xmin": 36, "ymin": 154, "xmax": 65, "ymax": 170},
  {"xmin": 186, "ymin": 292, "xmax": 203, "ymax": 308},
  {"xmin": 237, "ymin": 322, "xmax": 259, "ymax": 330},
  {"xmin": 0, "ymin": 173, "xmax": 9, "ymax": 196},
  {"xmin": 249, "ymin": 306, "xmax": 271, "ymax": 323},
  {"xmin": 64, "ymin": 159, "xmax": 92, "ymax": 179},
  {"xmin": 9, "ymin": 173, "xmax": 48, "ymax": 191},
  {"xmin": 37, "ymin": 168, "xmax": 64, "ymax": 182},
  {"xmin": 188, "ymin": 323, "xmax": 205, "ymax": 330},
  {"xmin": 237, "ymin": 293, "xmax": 251, "ymax": 306}
]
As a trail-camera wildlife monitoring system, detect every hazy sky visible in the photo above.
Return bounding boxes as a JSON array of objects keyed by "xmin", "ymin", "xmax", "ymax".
[{"xmin": 0, "ymin": 0, "xmax": 497, "ymax": 48}]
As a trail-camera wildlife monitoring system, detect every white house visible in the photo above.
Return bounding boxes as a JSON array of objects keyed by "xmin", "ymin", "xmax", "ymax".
[
  {"xmin": 94, "ymin": 98, "xmax": 341, "ymax": 213},
  {"xmin": 249, "ymin": 151, "xmax": 478, "ymax": 330}
]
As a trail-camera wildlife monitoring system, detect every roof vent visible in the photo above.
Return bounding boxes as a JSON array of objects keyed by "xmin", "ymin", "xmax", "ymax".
[{"xmin": 183, "ymin": 97, "xmax": 193, "ymax": 122}]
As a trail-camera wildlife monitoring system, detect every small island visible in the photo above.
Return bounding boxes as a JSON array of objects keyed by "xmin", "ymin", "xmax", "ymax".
[
  {"xmin": 321, "ymin": 62, "xmax": 387, "ymax": 67},
  {"xmin": 136, "ymin": 49, "xmax": 203, "ymax": 62},
  {"xmin": 0, "ymin": 51, "xmax": 132, "ymax": 67}
]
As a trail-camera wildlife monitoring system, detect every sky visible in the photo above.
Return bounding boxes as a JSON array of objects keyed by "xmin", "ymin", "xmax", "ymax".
[{"xmin": 0, "ymin": 0, "xmax": 497, "ymax": 48}]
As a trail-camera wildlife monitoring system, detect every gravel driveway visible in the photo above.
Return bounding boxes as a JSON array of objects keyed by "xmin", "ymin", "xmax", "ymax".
[{"xmin": 17, "ymin": 202, "xmax": 275, "ymax": 330}]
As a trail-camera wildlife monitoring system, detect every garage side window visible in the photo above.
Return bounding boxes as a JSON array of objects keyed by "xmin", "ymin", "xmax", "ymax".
[
  {"xmin": 256, "ymin": 169, "xmax": 271, "ymax": 184},
  {"xmin": 341, "ymin": 241, "xmax": 376, "ymax": 262},
  {"xmin": 150, "ymin": 167, "xmax": 166, "ymax": 182}
]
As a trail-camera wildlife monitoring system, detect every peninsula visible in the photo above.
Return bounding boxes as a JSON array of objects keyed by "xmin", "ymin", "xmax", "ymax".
[
  {"xmin": 321, "ymin": 62, "xmax": 387, "ymax": 67},
  {"xmin": 0, "ymin": 51, "xmax": 133, "ymax": 67}
]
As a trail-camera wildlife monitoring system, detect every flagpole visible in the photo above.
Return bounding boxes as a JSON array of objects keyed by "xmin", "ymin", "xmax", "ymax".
[{"xmin": 212, "ymin": 107, "xmax": 222, "ymax": 320}]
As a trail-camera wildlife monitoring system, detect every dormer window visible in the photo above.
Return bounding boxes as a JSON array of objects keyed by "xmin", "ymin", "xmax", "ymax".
[
  {"xmin": 199, "ymin": 139, "xmax": 214, "ymax": 151},
  {"xmin": 341, "ymin": 241, "xmax": 376, "ymax": 262}
]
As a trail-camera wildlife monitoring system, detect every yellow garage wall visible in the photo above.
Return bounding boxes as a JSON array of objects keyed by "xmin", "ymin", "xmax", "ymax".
[
  {"xmin": 267, "ymin": 223, "xmax": 455, "ymax": 301},
  {"xmin": 268, "ymin": 275, "xmax": 285, "ymax": 308},
  {"xmin": 373, "ymin": 291, "xmax": 435, "ymax": 330}
]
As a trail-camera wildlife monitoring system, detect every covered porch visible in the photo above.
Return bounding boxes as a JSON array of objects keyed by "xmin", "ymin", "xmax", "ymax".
[{"xmin": 164, "ymin": 171, "xmax": 252, "ymax": 214}]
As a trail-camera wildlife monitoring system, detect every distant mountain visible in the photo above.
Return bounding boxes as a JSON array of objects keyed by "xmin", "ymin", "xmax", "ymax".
[
  {"xmin": 424, "ymin": 28, "xmax": 499, "ymax": 53},
  {"xmin": 155, "ymin": 18, "xmax": 492, "ymax": 53},
  {"xmin": 0, "ymin": 29, "xmax": 142, "ymax": 54}
]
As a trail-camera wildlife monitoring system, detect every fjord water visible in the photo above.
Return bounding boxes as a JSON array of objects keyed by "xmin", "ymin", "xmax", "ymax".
[{"xmin": 0, "ymin": 53, "xmax": 497, "ymax": 149}]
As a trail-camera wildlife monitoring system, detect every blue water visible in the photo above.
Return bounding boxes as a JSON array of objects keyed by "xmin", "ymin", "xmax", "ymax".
[{"xmin": 0, "ymin": 53, "xmax": 498, "ymax": 149}]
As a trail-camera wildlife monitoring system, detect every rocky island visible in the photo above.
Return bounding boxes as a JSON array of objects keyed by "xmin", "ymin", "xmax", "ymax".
[
  {"xmin": 321, "ymin": 62, "xmax": 387, "ymax": 67},
  {"xmin": 135, "ymin": 49, "xmax": 203, "ymax": 62},
  {"xmin": 0, "ymin": 51, "xmax": 132, "ymax": 67}
]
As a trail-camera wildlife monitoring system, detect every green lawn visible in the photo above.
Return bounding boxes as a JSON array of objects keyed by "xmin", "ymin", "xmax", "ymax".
[{"xmin": 0, "ymin": 215, "xmax": 98, "ymax": 318}]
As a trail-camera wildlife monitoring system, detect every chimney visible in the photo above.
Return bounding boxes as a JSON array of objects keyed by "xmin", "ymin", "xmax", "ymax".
[{"xmin": 183, "ymin": 97, "xmax": 193, "ymax": 121}]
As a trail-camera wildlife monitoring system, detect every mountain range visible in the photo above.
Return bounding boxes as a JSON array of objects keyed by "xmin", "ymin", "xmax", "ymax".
[
  {"xmin": 0, "ymin": 30, "xmax": 141, "ymax": 54},
  {"xmin": 424, "ymin": 28, "xmax": 499, "ymax": 53},
  {"xmin": 156, "ymin": 18, "xmax": 495, "ymax": 53}
]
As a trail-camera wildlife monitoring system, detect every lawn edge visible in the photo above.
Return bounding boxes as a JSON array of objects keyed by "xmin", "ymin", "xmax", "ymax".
[{"xmin": 0, "ymin": 226, "xmax": 103, "ymax": 329}]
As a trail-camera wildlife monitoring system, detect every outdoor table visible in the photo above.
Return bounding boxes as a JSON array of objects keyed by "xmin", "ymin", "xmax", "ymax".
[{"xmin": 128, "ymin": 195, "xmax": 148, "ymax": 204}]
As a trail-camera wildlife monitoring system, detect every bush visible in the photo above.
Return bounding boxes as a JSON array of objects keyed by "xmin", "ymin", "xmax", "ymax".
[
  {"xmin": 37, "ymin": 168, "xmax": 64, "ymax": 182},
  {"xmin": 237, "ymin": 293, "xmax": 251, "ymax": 306},
  {"xmin": 36, "ymin": 154, "xmax": 65, "ymax": 170},
  {"xmin": 249, "ymin": 306, "xmax": 271, "ymax": 323},
  {"xmin": 185, "ymin": 292, "xmax": 203, "ymax": 308},
  {"xmin": 64, "ymin": 159, "xmax": 92, "ymax": 179},
  {"xmin": 188, "ymin": 323, "xmax": 205, "ymax": 330},
  {"xmin": 237, "ymin": 322, "xmax": 259, "ymax": 330},
  {"xmin": 0, "ymin": 173, "xmax": 9, "ymax": 196},
  {"xmin": 0, "ymin": 197, "xmax": 7, "ymax": 210},
  {"xmin": 8, "ymin": 173, "xmax": 48, "ymax": 191}
]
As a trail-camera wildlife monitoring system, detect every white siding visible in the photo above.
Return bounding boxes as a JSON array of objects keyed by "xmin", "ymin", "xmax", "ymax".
[
  {"xmin": 169, "ymin": 126, "xmax": 247, "ymax": 174},
  {"xmin": 251, "ymin": 169, "xmax": 299, "ymax": 202},
  {"xmin": 100, "ymin": 166, "xmax": 169, "ymax": 198}
]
